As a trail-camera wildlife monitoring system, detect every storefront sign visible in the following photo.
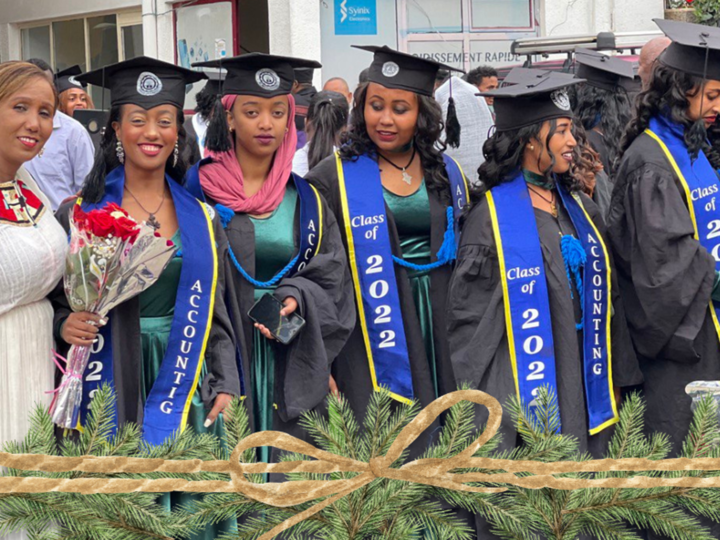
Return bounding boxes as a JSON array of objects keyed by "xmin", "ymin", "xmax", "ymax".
[{"xmin": 334, "ymin": 0, "xmax": 377, "ymax": 35}]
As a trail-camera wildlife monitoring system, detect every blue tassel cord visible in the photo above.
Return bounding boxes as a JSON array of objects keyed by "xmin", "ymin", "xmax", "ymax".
[
  {"xmin": 560, "ymin": 234, "xmax": 586, "ymax": 331},
  {"xmin": 393, "ymin": 206, "xmax": 456, "ymax": 271},
  {"xmin": 217, "ymin": 204, "xmax": 300, "ymax": 289}
]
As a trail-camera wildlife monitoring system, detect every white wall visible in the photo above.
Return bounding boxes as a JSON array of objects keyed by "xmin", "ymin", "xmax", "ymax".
[
  {"xmin": 141, "ymin": 0, "xmax": 175, "ymax": 62},
  {"xmin": 541, "ymin": 0, "xmax": 663, "ymax": 37},
  {"xmin": 268, "ymin": 0, "xmax": 322, "ymax": 86}
]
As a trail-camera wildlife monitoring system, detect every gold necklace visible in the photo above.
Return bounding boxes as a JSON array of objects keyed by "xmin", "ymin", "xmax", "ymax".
[{"xmin": 527, "ymin": 184, "xmax": 558, "ymax": 218}]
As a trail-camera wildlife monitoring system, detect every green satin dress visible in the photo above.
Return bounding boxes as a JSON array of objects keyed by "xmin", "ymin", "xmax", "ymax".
[
  {"xmin": 383, "ymin": 181, "xmax": 437, "ymax": 398},
  {"xmin": 139, "ymin": 229, "xmax": 236, "ymax": 540},
  {"xmin": 249, "ymin": 185, "xmax": 298, "ymax": 463}
]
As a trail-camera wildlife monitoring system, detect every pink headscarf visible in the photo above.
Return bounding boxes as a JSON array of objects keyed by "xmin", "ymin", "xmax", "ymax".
[{"xmin": 199, "ymin": 93, "xmax": 298, "ymax": 215}]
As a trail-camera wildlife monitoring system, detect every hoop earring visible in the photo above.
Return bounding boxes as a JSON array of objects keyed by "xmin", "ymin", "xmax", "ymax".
[
  {"xmin": 116, "ymin": 141, "xmax": 125, "ymax": 164},
  {"xmin": 172, "ymin": 140, "xmax": 179, "ymax": 168}
]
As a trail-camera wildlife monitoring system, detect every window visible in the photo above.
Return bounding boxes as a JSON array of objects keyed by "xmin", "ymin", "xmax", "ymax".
[
  {"xmin": 21, "ymin": 26, "xmax": 50, "ymax": 63},
  {"xmin": 20, "ymin": 9, "xmax": 143, "ymax": 103},
  {"xmin": 470, "ymin": 0, "xmax": 533, "ymax": 30},
  {"xmin": 118, "ymin": 11, "xmax": 143, "ymax": 61},
  {"xmin": 174, "ymin": 0, "xmax": 238, "ymax": 110},
  {"xmin": 399, "ymin": 0, "xmax": 538, "ymax": 71},
  {"xmin": 406, "ymin": 0, "xmax": 462, "ymax": 34}
]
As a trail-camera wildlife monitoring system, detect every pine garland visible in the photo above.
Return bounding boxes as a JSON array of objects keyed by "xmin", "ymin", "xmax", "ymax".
[{"xmin": 4, "ymin": 384, "xmax": 720, "ymax": 540}]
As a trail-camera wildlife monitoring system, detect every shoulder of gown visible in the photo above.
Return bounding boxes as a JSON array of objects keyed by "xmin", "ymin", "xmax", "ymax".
[{"xmin": 608, "ymin": 131, "xmax": 715, "ymax": 363}]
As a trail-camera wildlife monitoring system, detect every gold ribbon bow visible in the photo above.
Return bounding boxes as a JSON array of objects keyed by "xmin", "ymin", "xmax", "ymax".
[
  {"xmin": 5, "ymin": 390, "xmax": 720, "ymax": 540},
  {"xmin": 227, "ymin": 390, "xmax": 507, "ymax": 539}
]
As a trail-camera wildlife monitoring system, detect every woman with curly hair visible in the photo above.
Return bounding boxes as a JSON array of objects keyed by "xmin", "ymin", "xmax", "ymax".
[
  {"xmin": 608, "ymin": 19, "xmax": 720, "ymax": 458},
  {"xmin": 573, "ymin": 49, "xmax": 635, "ymax": 176},
  {"xmin": 448, "ymin": 71, "xmax": 641, "ymax": 465},
  {"xmin": 571, "ymin": 121, "xmax": 613, "ymax": 217},
  {"xmin": 304, "ymin": 46, "xmax": 470, "ymax": 437}
]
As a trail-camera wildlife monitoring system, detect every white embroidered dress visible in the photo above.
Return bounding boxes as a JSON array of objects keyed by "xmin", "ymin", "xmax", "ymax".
[{"xmin": 0, "ymin": 167, "xmax": 67, "ymax": 451}]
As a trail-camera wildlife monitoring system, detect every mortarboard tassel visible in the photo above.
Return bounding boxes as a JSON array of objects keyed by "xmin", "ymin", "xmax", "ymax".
[
  {"xmin": 446, "ymin": 77, "xmax": 461, "ymax": 149},
  {"xmin": 205, "ymin": 95, "xmax": 233, "ymax": 154}
]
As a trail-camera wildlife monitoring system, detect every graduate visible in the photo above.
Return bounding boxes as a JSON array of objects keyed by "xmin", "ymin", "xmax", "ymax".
[
  {"xmin": 55, "ymin": 64, "xmax": 95, "ymax": 117},
  {"xmin": 50, "ymin": 57, "xmax": 240, "ymax": 540},
  {"xmin": 572, "ymin": 48, "xmax": 635, "ymax": 176},
  {"xmin": 609, "ymin": 19, "xmax": 720, "ymax": 457},
  {"xmin": 184, "ymin": 53, "xmax": 355, "ymax": 457},
  {"xmin": 502, "ymin": 67, "xmax": 614, "ymax": 215},
  {"xmin": 448, "ymin": 71, "xmax": 642, "ymax": 462},
  {"xmin": 304, "ymin": 46, "xmax": 471, "ymax": 437}
]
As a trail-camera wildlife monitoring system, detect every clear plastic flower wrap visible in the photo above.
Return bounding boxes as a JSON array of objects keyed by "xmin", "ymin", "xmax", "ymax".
[
  {"xmin": 687, "ymin": 380, "xmax": 720, "ymax": 446},
  {"xmin": 49, "ymin": 203, "xmax": 176, "ymax": 430}
]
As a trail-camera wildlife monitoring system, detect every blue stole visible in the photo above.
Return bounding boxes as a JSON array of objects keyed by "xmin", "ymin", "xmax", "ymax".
[
  {"xmin": 215, "ymin": 173, "xmax": 323, "ymax": 288},
  {"xmin": 486, "ymin": 173, "xmax": 617, "ymax": 434},
  {"xmin": 186, "ymin": 160, "xmax": 323, "ymax": 284},
  {"xmin": 646, "ymin": 116, "xmax": 720, "ymax": 342},
  {"xmin": 79, "ymin": 166, "xmax": 218, "ymax": 445},
  {"xmin": 335, "ymin": 152, "xmax": 469, "ymax": 404}
]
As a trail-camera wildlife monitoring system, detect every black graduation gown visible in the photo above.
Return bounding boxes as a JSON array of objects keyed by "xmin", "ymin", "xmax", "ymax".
[
  {"xmin": 181, "ymin": 115, "xmax": 202, "ymax": 166},
  {"xmin": 587, "ymin": 129, "xmax": 612, "ymax": 176},
  {"xmin": 293, "ymin": 86, "xmax": 317, "ymax": 133},
  {"xmin": 305, "ymin": 154, "xmax": 456, "ymax": 452},
  {"xmin": 448, "ymin": 190, "xmax": 643, "ymax": 455},
  {"xmin": 205, "ymin": 183, "xmax": 356, "ymax": 439},
  {"xmin": 50, "ymin": 199, "xmax": 241, "ymax": 429},
  {"xmin": 608, "ymin": 132, "xmax": 720, "ymax": 455}
]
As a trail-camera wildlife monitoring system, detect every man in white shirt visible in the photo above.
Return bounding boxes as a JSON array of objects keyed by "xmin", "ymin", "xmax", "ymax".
[
  {"xmin": 25, "ymin": 59, "xmax": 95, "ymax": 210},
  {"xmin": 25, "ymin": 109, "xmax": 95, "ymax": 211}
]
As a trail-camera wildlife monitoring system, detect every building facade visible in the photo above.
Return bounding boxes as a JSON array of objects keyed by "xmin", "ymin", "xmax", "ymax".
[{"xmin": 0, "ymin": 0, "xmax": 663, "ymax": 107}]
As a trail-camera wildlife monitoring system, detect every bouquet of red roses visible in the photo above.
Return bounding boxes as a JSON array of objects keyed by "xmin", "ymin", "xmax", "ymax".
[{"xmin": 49, "ymin": 202, "xmax": 177, "ymax": 429}]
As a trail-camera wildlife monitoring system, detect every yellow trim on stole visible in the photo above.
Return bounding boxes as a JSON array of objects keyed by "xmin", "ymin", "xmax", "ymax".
[
  {"xmin": 486, "ymin": 191, "xmax": 521, "ymax": 399},
  {"xmin": 487, "ymin": 190, "xmax": 618, "ymax": 435},
  {"xmin": 309, "ymin": 183, "xmax": 324, "ymax": 256},
  {"xmin": 645, "ymin": 128, "xmax": 720, "ymax": 342},
  {"xmin": 180, "ymin": 201, "xmax": 219, "ymax": 431},
  {"xmin": 446, "ymin": 155, "xmax": 471, "ymax": 203},
  {"xmin": 572, "ymin": 193, "xmax": 618, "ymax": 434},
  {"xmin": 334, "ymin": 152, "xmax": 413, "ymax": 405}
]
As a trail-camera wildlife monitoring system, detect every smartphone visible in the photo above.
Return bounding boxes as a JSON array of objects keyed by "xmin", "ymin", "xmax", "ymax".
[{"xmin": 248, "ymin": 294, "xmax": 306, "ymax": 345}]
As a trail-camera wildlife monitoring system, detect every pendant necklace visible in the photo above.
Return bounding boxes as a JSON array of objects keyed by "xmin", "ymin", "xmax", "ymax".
[
  {"xmin": 124, "ymin": 185, "xmax": 166, "ymax": 231},
  {"xmin": 527, "ymin": 184, "xmax": 558, "ymax": 218},
  {"xmin": 379, "ymin": 145, "xmax": 417, "ymax": 185}
]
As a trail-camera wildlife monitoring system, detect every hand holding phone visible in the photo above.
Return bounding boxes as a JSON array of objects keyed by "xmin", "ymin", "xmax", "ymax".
[
  {"xmin": 255, "ymin": 297, "xmax": 297, "ymax": 339},
  {"xmin": 248, "ymin": 294, "xmax": 305, "ymax": 345}
]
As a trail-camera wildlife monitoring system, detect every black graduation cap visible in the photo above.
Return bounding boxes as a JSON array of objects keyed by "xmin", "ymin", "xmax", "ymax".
[
  {"xmin": 55, "ymin": 65, "xmax": 87, "ymax": 94},
  {"xmin": 199, "ymin": 70, "xmax": 225, "ymax": 96},
  {"xmin": 352, "ymin": 45, "xmax": 464, "ymax": 97},
  {"xmin": 574, "ymin": 48, "xmax": 634, "ymax": 91},
  {"xmin": 501, "ymin": 67, "xmax": 576, "ymax": 87},
  {"xmin": 75, "ymin": 56, "xmax": 206, "ymax": 109},
  {"xmin": 479, "ymin": 73, "xmax": 583, "ymax": 132},
  {"xmin": 294, "ymin": 67, "xmax": 315, "ymax": 84},
  {"xmin": 655, "ymin": 18, "xmax": 720, "ymax": 81},
  {"xmin": 193, "ymin": 53, "xmax": 321, "ymax": 98}
]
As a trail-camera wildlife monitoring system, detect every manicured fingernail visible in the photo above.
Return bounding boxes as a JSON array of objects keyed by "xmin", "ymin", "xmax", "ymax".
[
  {"xmin": 93, "ymin": 339, "xmax": 99, "ymax": 344},
  {"xmin": 204, "ymin": 418, "xmax": 212, "ymax": 428},
  {"xmin": 99, "ymin": 318, "xmax": 108, "ymax": 326}
]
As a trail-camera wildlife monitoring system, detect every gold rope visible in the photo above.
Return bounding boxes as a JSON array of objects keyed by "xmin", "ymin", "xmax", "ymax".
[{"xmin": 3, "ymin": 390, "xmax": 720, "ymax": 540}]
